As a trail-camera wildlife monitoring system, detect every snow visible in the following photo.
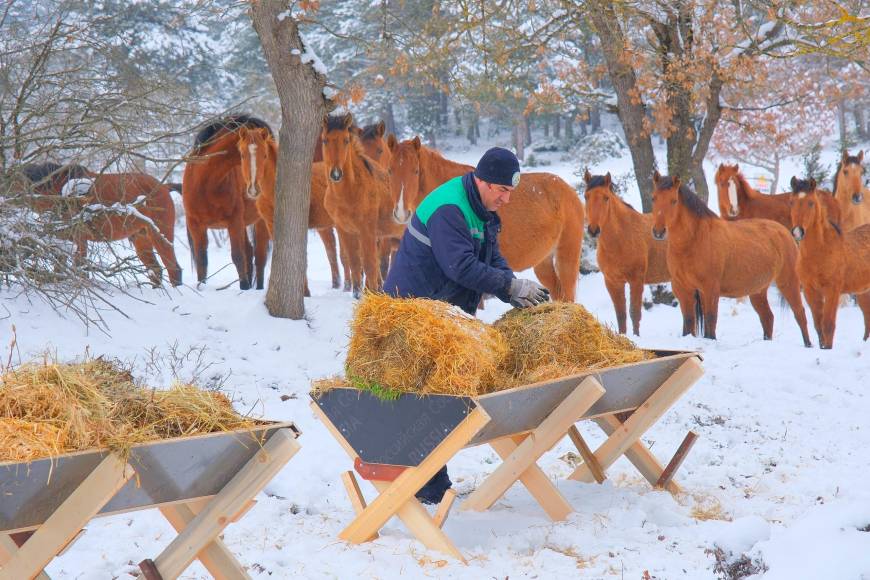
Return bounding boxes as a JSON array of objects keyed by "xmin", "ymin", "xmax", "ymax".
[{"xmin": 3, "ymin": 135, "xmax": 870, "ymax": 579}]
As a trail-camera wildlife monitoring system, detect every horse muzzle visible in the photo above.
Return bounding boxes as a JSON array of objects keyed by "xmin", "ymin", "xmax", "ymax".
[
  {"xmin": 392, "ymin": 207, "xmax": 411, "ymax": 225},
  {"xmin": 852, "ymin": 192, "xmax": 864, "ymax": 205},
  {"xmin": 652, "ymin": 227, "xmax": 667, "ymax": 241},
  {"xmin": 587, "ymin": 225, "xmax": 600, "ymax": 238},
  {"xmin": 329, "ymin": 167, "xmax": 343, "ymax": 183},
  {"xmin": 728, "ymin": 208, "xmax": 739, "ymax": 218},
  {"xmin": 791, "ymin": 226, "xmax": 804, "ymax": 241},
  {"xmin": 245, "ymin": 185, "xmax": 260, "ymax": 200}
]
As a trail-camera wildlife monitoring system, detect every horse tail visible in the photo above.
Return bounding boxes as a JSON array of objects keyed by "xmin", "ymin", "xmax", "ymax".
[
  {"xmin": 186, "ymin": 227, "xmax": 196, "ymax": 273},
  {"xmin": 167, "ymin": 182, "xmax": 183, "ymax": 194},
  {"xmin": 248, "ymin": 224, "xmax": 272, "ymax": 289},
  {"xmin": 694, "ymin": 289, "xmax": 704, "ymax": 337}
]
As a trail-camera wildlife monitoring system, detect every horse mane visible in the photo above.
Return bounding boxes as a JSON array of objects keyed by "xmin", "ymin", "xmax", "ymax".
[
  {"xmin": 733, "ymin": 171, "xmax": 758, "ymax": 198},
  {"xmin": 21, "ymin": 162, "xmax": 90, "ymax": 184},
  {"xmin": 360, "ymin": 122, "xmax": 383, "ymax": 140},
  {"xmin": 792, "ymin": 178, "xmax": 814, "ymax": 194},
  {"xmin": 194, "ymin": 115, "xmax": 273, "ymax": 151},
  {"xmin": 833, "ymin": 154, "xmax": 862, "ymax": 196},
  {"xmin": 656, "ymin": 176, "xmax": 717, "ymax": 219},
  {"xmin": 587, "ymin": 174, "xmax": 638, "ymax": 212},
  {"xmin": 323, "ymin": 115, "xmax": 376, "ymax": 176}
]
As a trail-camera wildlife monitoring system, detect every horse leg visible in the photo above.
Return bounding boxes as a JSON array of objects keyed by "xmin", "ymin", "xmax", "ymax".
[
  {"xmin": 748, "ymin": 291, "xmax": 774, "ymax": 341},
  {"xmin": 243, "ymin": 226, "xmax": 255, "ymax": 289},
  {"xmin": 317, "ymin": 227, "xmax": 341, "ymax": 289},
  {"xmin": 338, "ymin": 229, "xmax": 354, "ymax": 292},
  {"xmin": 253, "ymin": 219, "xmax": 270, "ymax": 290},
  {"xmin": 359, "ymin": 230, "xmax": 380, "ymax": 294},
  {"xmin": 187, "ymin": 222, "xmax": 208, "ymax": 284},
  {"xmin": 603, "ymin": 276, "xmax": 628, "ymax": 334},
  {"xmin": 337, "ymin": 228, "xmax": 362, "ymax": 298},
  {"xmin": 776, "ymin": 277, "xmax": 812, "ymax": 347},
  {"xmin": 671, "ymin": 282, "xmax": 696, "ymax": 336},
  {"xmin": 532, "ymin": 255, "xmax": 561, "ymax": 301},
  {"xmin": 554, "ymin": 220, "xmax": 583, "ymax": 302},
  {"xmin": 803, "ymin": 285, "xmax": 825, "ymax": 347},
  {"xmin": 148, "ymin": 225, "xmax": 182, "ymax": 287},
  {"xmin": 628, "ymin": 276, "xmax": 644, "ymax": 336},
  {"xmin": 820, "ymin": 287, "xmax": 842, "ymax": 349},
  {"xmin": 130, "ymin": 233, "xmax": 163, "ymax": 287},
  {"xmin": 227, "ymin": 217, "xmax": 252, "ymax": 291},
  {"xmin": 378, "ymin": 238, "xmax": 391, "ymax": 285},
  {"xmin": 699, "ymin": 288, "xmax": 720, "ymax": 340},
  {"xmin": 856, "ymin": 291, "xmax": 870, "ymax": 341}
]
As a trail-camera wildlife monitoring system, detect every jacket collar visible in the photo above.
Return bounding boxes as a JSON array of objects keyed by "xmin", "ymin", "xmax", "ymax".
[{"xmin": 462, "ymin": 172, "xmax": 498, "ymax": 224}]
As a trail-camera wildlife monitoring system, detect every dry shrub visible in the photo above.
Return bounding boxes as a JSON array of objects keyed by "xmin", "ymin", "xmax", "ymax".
[
  {"xmin": 494, "ymin": 302, "xmax": 653, "ymax": 385},
  {"xmin": 0, "ymin": 357, "xmax": 254, "ymax": 463},
  {"xmin": 345, "ymin": 293, "xmax": 508, "ymax": 396}
]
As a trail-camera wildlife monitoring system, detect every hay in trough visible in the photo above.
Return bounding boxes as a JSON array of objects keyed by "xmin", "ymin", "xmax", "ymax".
[
  {"xmin": 494, "ymin": 302, "xmax": 653, "ymax": 385},
  {"xmin": 0, "ymin": 357, "xmax": 256, "ymax": 463},
  {"xmin": 344, "ymin": 293, "xmax": 508, "ymax": 397}
]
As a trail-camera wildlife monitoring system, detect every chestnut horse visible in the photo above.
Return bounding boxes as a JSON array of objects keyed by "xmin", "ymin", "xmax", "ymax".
[
  {"xmin": 321, "ymin": 113, "xmax": 404, "ymax": 296},
  {"xmin": 182, "ymin": 115, "xmax": 271, "ymax": 290},
  {"xmin": 386, "ymin": 135, "xmax": 585, "ymax": 301},
  {"xmin": 241, "ymin": 121, "xmax": 393, "ymax": 294},
  {"xmin": 833, "ymin": 150, "xmax": 870, "ymax": 232},
  {"xmin": 715, "ymin": 164, "xmax": 792, "ymax": 228},
  {"xmin": 20, "ymin": 162, "xmax": 181, "ymax": 286},
  {"xmin": 651, "ymin": 171, "xmax": 810, "ymax": 345},
  {"xmin": 789, "ymin": 177, "xmax": 870, "ymax": 348},
  {"xmin": 584, "ymin": 171, "xmax": 668, "ymax": 335}
]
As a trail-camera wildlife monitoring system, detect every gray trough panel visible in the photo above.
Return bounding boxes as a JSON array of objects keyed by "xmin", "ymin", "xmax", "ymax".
[
  {"xmin": 0, "ymin": 423, "xmax": 297, "ymax": 533},
  {"xmin": 313, "ymin": 389, "xmax": 474, "ymax": 467},
  {"xmin": 467, "ymin": 352, "xmax": 699, "ymax": 446}
]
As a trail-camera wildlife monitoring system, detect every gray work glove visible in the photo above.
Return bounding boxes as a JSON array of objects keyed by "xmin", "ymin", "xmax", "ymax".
[{"xmin": 508, "ymin": 278, "xmax": 550, "ymax": 308}]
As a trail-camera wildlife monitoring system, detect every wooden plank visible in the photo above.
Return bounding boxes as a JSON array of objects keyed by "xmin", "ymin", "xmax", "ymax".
[
  {"xmin": 370, "ymin": 480, "xmax": 465, "ymax": 563},
  {"xmin": 462, "ymin": 377, "xmax": 605, "ymax": 514},
  {"xmin": 432, "ymin": 489, "xmax": 457, "ymax": 529},
  {"xmin": 568, "ymin": 358, "xmax": 704, "ymax": 485},
  {"xmin": 0, "ymin": 454, "xmax": 132, "ymax": 580},
  {"xmin": 159, "ymin": 502, "xmax": 250, "ymax": 580},
  {"xmin": 147, "ymin": 428, "xmax": 300, "ymax": 580},
  {"xmin": 229, "ymin": 500, "xmax": 257, "ymax": 524},
  {"xmin": 339, "ymin": 407, "xmax": 490, "ymax": 545},
  {"xmin": 0, "ymin": 535, "xmax": 51, "ymax": 579},
  {"xmin": 341, "ymin": 472, "xmax": 368, "ymax": 515},
  {"xmin": 656, "ymin": 431, "xmax": 699, "ymax": 489},
  {"xmin": 568, "ymin": 426, "xmax": 606, "ymax": 484}
]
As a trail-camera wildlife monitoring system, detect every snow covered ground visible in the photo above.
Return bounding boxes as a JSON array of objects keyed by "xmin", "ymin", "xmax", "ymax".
[{"xmin": 3, "ymin": 139, "xmax": 870, "ymax": 579}]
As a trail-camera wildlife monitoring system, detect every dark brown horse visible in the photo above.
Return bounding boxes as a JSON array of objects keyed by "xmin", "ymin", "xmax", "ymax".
[
  {"xmin": 715, "ymin": 164, "xmax": 792, "ymax": 228},
  {"xmin": 386, "ymin": 136, "xmax": 585, "ymax": 301},
  {"xmin": 182, "ymin": 115, "xmax": 271, "ymax": 290},
  {"xmin": 652, "ymin": 171, "xmax": 810, "ymax": 345},
  {"xmin": 584, "ymin": 171, "xmax": 668, "ymax": 335},
  {"xmin": 833, "ymin": 150, "xmax": 870, "ymax": 232},
  {"xmin": 789, "ymin": 177, "xmax": 870, "ymax": 348},
  {"xmin": 19, "ymin": 162, "xmax": 182, "ymax": 286}
]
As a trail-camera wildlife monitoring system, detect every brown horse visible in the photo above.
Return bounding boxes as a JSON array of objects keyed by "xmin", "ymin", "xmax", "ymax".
[
  {"xmin": 833, "ymin": 150, "xmax": 870, "ymax": 233},
  {"xmin": 182, "ymin": 115, "xmax": 271, "ymax": 290},
  {"xmin": 584, "ymin": 171, "xmax": 668, "ymax": 335},
  {"xmin": 789, "ymin": 177, "xmax": 870, "ymax": 348},
  {"xmin": 386, "ymin": 136, "xmax": 585, "ymax": 301},
  {"xmin": 651, "ymin": 171, "xmax": 810, "ymax": 345},
  {"xmin": 321, "ymin": 113, "xmax": 404, "ymax": 296},
  {"xmin": 20, "ymin": 162, "xmax": 181, "ymax": 286},
  {"xmin": 715, "ymin": 164, "xmax": 792, "ymax": 228}
]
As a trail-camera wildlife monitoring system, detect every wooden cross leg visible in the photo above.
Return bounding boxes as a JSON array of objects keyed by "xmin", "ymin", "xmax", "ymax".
[
  {"xmin": 0, "ymin": 455, "xmax": 134, "ymax": 580},
  {"xmin": 462, "ymin": 377, "xmax": 606, "ymax": 519},
  {"xmin": 311, "ymin": 402, "xmax": 492, "ymax": 562},
  {"xmin": 568, "ymin": 357, "xmax": 704, "ymax": 493},
  {"xmin": 138, "ymin": 428, "xmax": 301, "ymax": 580}
]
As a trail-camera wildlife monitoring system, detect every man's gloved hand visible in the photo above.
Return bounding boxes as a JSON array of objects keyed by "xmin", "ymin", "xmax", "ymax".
[{"xmin": 508, "ymin": 278, "xmax": 550, "ymax": 308}]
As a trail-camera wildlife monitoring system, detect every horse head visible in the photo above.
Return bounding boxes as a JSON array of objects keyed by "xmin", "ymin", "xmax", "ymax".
[
  {"xmin": 236, "ymin": 126, "xmax": 275, "ymax": 201},
  {"xmin": 583, "ymin": 169, "xmax": 614, "ymax": 239},
  {"xmin": 359, "ymin": 120, "xmax": 391, "ymax": 167},
  {"xmin": 651, "ymin": 170, "xmax": 682, "ymax": 240},
  {"xmin": 386, "ymin": 135, "xmax": 423, "ymax": 226},
  {"xmin": 715, "ymin": 163, "xmax": 742, "ymax": 218},
  {"xmin": 788, "ymin": 176, "xmax": 834, "ymax": 241},
  {"xmin": 321, "ymin": 112, "xmax": 355, "ymax": 183},
  {"xmin": 835, "ymin": 149, "xmax": 865, "ymax": 205}
]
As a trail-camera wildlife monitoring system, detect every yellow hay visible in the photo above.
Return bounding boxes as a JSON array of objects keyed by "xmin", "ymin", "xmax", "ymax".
[
  {"xmin": 0, "ymin": 358, "xmax": 255, "ymax": 463},
  {"xmin": 493, "ymin": 302, "xmax": 653, "ymax": 386},
  {"xmin": 345, "ymin": 293, "xmax": 508, "ymax": 396}
]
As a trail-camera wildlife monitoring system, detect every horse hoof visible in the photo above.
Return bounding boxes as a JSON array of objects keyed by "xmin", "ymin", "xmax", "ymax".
[
  {"xmin": 239, "ymin": 280, "xmax": 251, "ymax": 291},
  {"xmin": 353, "ymin": 289, "xmax": 362, "ymax": 300},
  {"xmin": 343, "ymin": 282, "xmax": 352, "ymax": 292},
  {"xmin": 332, "ymin": 281, "xmax": 341, "ymax": 290}
]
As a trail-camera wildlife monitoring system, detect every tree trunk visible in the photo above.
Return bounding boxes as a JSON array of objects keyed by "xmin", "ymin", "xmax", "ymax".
[
  {"xmin": 853, "ymin": 106, "xmax": 866, "ymax": 140},
  {"xmin": 543, "ymin": 115, "xmax": 550, "ymax": 138},
  {"xmin": 771, "ymin": 154, "xmax": 780, "ymax": 195},
  {"xmin": 251, "ymin": 1, "xmax": 330, "ymax": 319},
  {"xmin": 565, "ymin": 114, "xmax": 573, "ymax": 140},
  {"xmin": 524, "ymin": 113, "xmax": 532, "ymax": 147},
  {"xmin": 554, "ymin": 115, "xmax": 561, "ymax": 139},
  {"xmin": 383, "ymin": 100, "xmax": 396, "ymax": 135},
  {"xmin": 586, "ymin": 2, "xmax": 657, "ymax": 211},
  {"xmin": 466, "ymin": 110, "xmax": 478, "ymax": 145},
  {"xmin": 589, "ymin": 105, "xmax": 601, "ymax": 133},
  {"xmin": 838, "ymin": 101, "xmax": 847, "ymax": 150},
  {"xmin": 515, "ymin": 114, "xmax": 527, "ymax": 161}
]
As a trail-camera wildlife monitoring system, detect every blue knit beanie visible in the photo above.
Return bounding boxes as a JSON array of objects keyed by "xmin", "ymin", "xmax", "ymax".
[{"xmin": 474, "ymin": 147, "xmax": 521, "ymax": 187}]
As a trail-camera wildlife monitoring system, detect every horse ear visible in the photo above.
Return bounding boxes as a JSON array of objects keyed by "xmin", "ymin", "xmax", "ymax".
[
  {"xmin": 342, "ymin": 113, "xmax": 354, "ymax": 130},
  {"xmin": 387, "ymin": 133, "xmax": 397, "ymax": 151},
  {"xmin": 652, "ymin": 170, "xmax": 661, "ymax": 185},
  {"xmin": 583, "ymin": 169, "xmax": 592, "ymax": 184},
  {"xmin": 604, "ymin": 172, "xmax": 612, "ymax": 188},
  {"xmin": 376, "ymin": 120, "xmax": 386, "ymax": 137},
  {"xmin": 809, "ymin": 177, "xmax": 817, "ymax": 190},
  {"xmin": 412, "ymin": 136, "xmax": 421, "ymax": 150},
  {"xmin": 842, "ymin": 149, "xmax": 850, "ymax": 163},
  {"xmin": 790, "ymin": 176, "xmax": 798, "ymax": 191},
  {"xmin": 734, "ymin": 163, "xmax": 739, "ymax": 172}
]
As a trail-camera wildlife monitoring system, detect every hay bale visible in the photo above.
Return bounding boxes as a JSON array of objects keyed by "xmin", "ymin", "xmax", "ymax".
[
  {"xmin": 345, "ymin": 293, "xmax": 508, "ymax": 396},
  {"xmin": 494, "ymin": 302, "xmax": 653, "ymax": 384}
]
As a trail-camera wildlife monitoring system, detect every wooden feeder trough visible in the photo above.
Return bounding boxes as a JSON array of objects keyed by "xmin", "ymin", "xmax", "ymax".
[
  {"xmin": 0, "ymin": 422, "xmax": 300, "ymax": 580},
  {"xmin": 311, "ymin": 351, "xmax": 703, "ymax": 562}
]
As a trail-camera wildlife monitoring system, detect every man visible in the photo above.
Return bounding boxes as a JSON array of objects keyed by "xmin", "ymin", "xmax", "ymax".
[{"xmin": 383, "ymin": 146, "xmax": 550, "ymax": 504}]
